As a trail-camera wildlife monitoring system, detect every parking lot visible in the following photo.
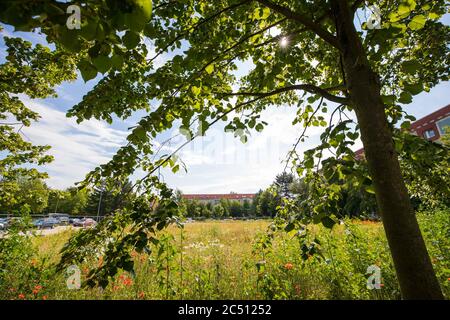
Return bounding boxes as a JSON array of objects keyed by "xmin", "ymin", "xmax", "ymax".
[{"xmin": 0, "ymin": 214, "xmax": 100, "ymax": 237}]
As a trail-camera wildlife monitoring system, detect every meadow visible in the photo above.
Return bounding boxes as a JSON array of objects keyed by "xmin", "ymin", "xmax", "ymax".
[{"xmin": 1, "ymin": 209, "xmax": 449, "ymax": 300}]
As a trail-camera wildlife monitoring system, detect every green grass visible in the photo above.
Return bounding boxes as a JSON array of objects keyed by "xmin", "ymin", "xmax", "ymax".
[{"xmin": 2, "ymin": 210, "xmax": 449, "ymax": 300}]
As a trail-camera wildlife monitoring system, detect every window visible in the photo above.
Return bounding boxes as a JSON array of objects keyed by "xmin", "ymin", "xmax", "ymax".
[
  {"xmin": 423, "ymin": 129, "xmax": 436, "ymax": 139},
  {"xmin": 436, "ymin": 116, "xmax": 450, "ymax": 135}
]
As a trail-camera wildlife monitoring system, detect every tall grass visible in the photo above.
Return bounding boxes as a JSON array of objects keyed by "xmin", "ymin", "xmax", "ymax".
[{"xmin": 1, "ymin": 210, "xmax": 448, "ymax": 300}]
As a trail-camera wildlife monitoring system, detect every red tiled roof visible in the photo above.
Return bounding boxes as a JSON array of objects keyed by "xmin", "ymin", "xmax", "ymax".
[{"xmin": 182, "ymin": 194, "xmax": 255, "ymax": 200}]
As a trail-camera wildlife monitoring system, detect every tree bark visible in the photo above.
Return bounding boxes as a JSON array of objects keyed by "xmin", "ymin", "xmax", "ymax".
[{"xmin": 332, "ymin": 0, "xmax": 443, "ymax": 299}]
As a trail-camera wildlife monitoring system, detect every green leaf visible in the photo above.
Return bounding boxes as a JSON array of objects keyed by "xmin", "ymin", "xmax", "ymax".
[
  {"xmin": 58, "ymin": 28, "xmax": 82, "ymax": 53},
  {"xmin": 408, "ymin": 15, "xmax": 426, "ymax": 31},
  {"xmin": 79, "ymin": 20, "xmax": 98, "ymax": 41},
  {"xmin": 255, "ymin": 123, "xmax": 264, "ymax": 132},
  {"xmin": 399, "ymin": 91, "xmax": 413, "ymax": 104},
  {"xmin": 304, "ymin": 158, "xmax": 314, "ymax": 169},
  {"xmin": 404, "ymin": 83, "xmax": 423, "ymax": 96},
  {"xmin": 122, "ymin": 31, "xmax": 140, "ymax": 49},
  {"xmin": 401, "ymin": 121, "xmax": 411, "ymax": 130},
  {"xmin": 321, "ymin": 216, "xmax": 336, "ymax": 229},
  {"xmin": 77, "ymin": 60, "xmax": 98, "ymax": 82},
  {"xmin": 365, "ymin": 185, "xmax": 376, "ymax": 194},
  {"xmin": 205, "ymin": 64, "xmax": 214, "ymax": 74},
  {"xmin": 381, "ymin": 95, "xmax": 396, "ymax": 105},
  {"xmin": 284, "ymin": 223, "xmax": 295, "ymax": 232},
  {"xmin": 191, "ymin": 86, "xmax": 201, "ymax": 96},
  {"xmin": 111, "ymin": 54, "xmax": 124, "ymax": 69},
  {"xmin": 92, "ymin": 55, "xmax": 111, "ymax": 74},
  {"xmin": 401, "ymin": 60, "xmax": 420, "ymax": 74}
]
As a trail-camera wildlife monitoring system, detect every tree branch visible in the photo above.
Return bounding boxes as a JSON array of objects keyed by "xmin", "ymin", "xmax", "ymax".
[
  {"xmin": 195, "ymin": 18, "xmax": 286, "ymax": 75},
  {"xmin": 283, "ymin": 97, "xmax": 324, "ymax": 172},
  {"xmin": 148, "ymin": 0, "xmax": 251, "ymax": 63},
  {"xmin": 256, "ymin": 0, "xmax": 342, "ymax": 51},
  {"xmin": 351, "ymin": 0, "xmax": 366, "ymax": 13},
  {"xmin": 217, "ymin": 84, "xmax": 349, "ymax": 104}
]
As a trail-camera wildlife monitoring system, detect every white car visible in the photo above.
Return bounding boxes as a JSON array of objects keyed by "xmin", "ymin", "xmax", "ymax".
[{"xmin": 83, "ymin": 218, "xmax": 96, "ymax": 227}]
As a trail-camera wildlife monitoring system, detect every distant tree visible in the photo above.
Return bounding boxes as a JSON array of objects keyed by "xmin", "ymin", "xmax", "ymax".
[
  {"xmin": 0, "ymin": 34, "xmax": 77, "ymax": 213},
  {"xmin": 47, "ymin": 189, "xmax": 68, "ymax": 213},
  {"xmin": 256, "ymin": 190, "xmax": 278, "ymax": 217},
  {"xmin": 229, "ymin": 200, "xmax": 243, "ymax": 217},
  {"xmin": 219, "ymin": 199, "xmax": 230, "ymax": 217},
  {"xmin": 84, "ymin": 180, "xmax": 134, "ymax": 216},
  {"xmin": 274, "ymin": 172, "xmax": 294, "ymax": 198},
  {"xmin": 213, "ymin": 204, "xmax": 225, "ymax": 218},
  {"xmin": 1, "ymin": 177, "xmax": 49, "ymax": 215},
  {"xmin": 47, "ymin": 187, "xmax": 89, "ymax": 215},
  {"xmin": 242, "ymin": 200, "xmax": 251, "ymax": 216},
  {"xmin": 200, "ymin": 202, "xmax": 212, "ymax": 218}
]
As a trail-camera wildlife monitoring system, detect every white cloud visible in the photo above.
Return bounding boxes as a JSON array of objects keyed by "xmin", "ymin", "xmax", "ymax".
[
  {"xmin": 161, "ymin": 105, "xmax": 328, "ymax": 193},
  {"xmin": 19, "ymin": 98, "xmax": 128, "ymax": 189}
]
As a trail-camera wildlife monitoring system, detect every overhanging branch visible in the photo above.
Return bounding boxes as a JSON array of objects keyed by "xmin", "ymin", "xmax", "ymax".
[
  {"xmin": 217, "ymin": 84, "xmax": 349, "ymax": 104},
  {"xmin": 256, "ymin": 0, "xmax": 342, "ymax": 51},
  {"xmin": 148, "ymin": 0, "xmax": 251, "ymax": 63}
]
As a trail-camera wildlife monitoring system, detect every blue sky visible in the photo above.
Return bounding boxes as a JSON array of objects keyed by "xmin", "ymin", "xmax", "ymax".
[{"xmin": 1, "ymin": 15, "xmax": 449, "ymax": 194}]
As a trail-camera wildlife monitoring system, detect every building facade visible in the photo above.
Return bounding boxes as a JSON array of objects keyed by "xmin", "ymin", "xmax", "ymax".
[
  {"xmin": 355, "ymin": 104, "xmax": 450, "ymax": 159},
  {"xmin": 409, "ymin": 104, "xmax": 450, "ymax": 141}
]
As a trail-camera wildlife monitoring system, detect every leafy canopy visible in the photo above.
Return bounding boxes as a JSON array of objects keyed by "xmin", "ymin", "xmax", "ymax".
[
  {"xmin": 0, "ymin": 33, "xmax": 77, "ymax": 212},
  {"xmin": 1, "ymin": 0, "xmax": 449, "ymax": 287}
]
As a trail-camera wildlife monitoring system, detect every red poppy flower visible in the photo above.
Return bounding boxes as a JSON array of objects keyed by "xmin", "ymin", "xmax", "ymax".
[
  {"xmin": 122, "ymin": 278, "xmax": 133, "ymax": 286},
  {"xmin": 284, "ymin": 263, "xmax": 294, "ymax": 270}
]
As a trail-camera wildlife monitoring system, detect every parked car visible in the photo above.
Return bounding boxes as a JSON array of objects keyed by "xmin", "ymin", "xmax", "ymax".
[
  {"xmin": 40, "ymin": 217, "xmax": 59, "ymax": 229},
  {"xmin": 49, "ymin": 213, "xmax": 69, "ymax": 221},
  {"xmin": 0, "ymin": 218, "xmax": 8, "ymax": 229},
  {"xmin": 71, "ymin": 218, "xmax": 84, "ymax": 227},
  {"xmin": 82, "ymin": 218, "xmax": 96, "ymax": 227},
  {"xmin": 58, "ymin": 216, "xmax": 70, "ymax": 225},
  {"xmin": 33, "ymin": 219, "xmax": 44, "ymax": 229}
]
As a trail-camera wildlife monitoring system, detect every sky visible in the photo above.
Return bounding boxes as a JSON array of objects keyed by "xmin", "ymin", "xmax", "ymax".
[{"xmin": 1, "ymin": 14, "xmax": 449, "ymax": 194}]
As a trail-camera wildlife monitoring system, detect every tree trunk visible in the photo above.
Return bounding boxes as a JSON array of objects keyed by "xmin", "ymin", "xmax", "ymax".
[{"xmin": 332, "ymin": 0, "xmax": 443, "ymax": 299}]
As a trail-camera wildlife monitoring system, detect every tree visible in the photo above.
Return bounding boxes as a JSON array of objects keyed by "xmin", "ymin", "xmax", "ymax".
[
  {"xmin": 396, "ymin": 130, "xmax": 450, "ymax": 209},
  {"xmin": 228, "ymin": 200, "xmax": 243, "ymax": 217},
  {"xmin": 213, "ymin": 204, "xmax": 225, "ymax": 218},
  {"xmin": 47, "ymin": 187, "xmax": 90, "ymax": 214},
  {"xmin": 2, "ymin": 0, "xmax": 448, "ymax": 298},
  {"xmin": 85, "ymin": 180, "xmax": 134, "ymax": 216},
  {"xmin": 255, "ymin": 189, "xmax": 278, "ymax": 217},
  {"xmin": 0, "ymin": 177, "xmax": 50, "ymax": 215},
  {"xmin": 274, "ymin": 172, "xmax": 294, "ymax": 198},
  {"xmin": 0, "ymin": 32, "xmax": 77, "ymax": 212}
]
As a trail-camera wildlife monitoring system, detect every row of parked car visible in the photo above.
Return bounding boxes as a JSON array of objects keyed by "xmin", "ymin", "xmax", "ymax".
[{"xmin": 0, "ymin": 214, "xmax": 97, "ymax": 230}]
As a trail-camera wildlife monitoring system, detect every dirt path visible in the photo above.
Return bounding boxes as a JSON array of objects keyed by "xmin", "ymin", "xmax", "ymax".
[
  {"xmin": 0, "ymin": 226, "xmax": 81, "ymax": 238},
  {"xmin": 34, "ymin": 225, "xmax": 82, "ymax": 236}
]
